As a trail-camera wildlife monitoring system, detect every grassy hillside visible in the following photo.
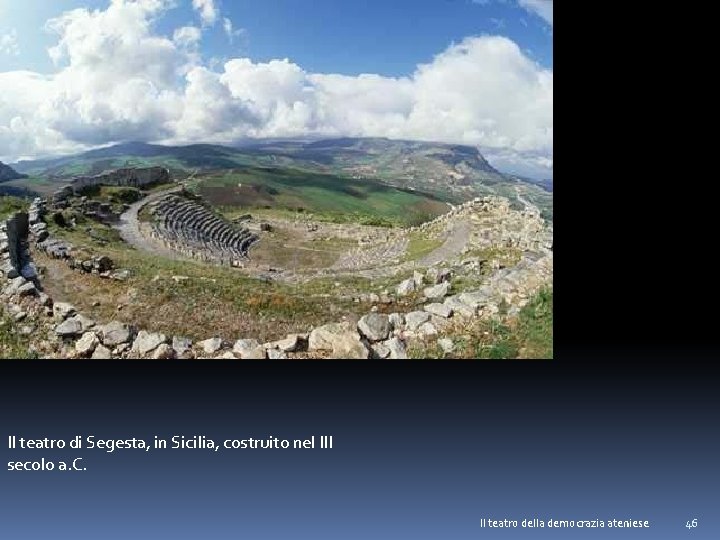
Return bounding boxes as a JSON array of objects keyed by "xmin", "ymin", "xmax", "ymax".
[
  {"xmin": 0, "ymin": 195, "xmax": 29, "ymax": 219},
  {"xmin": 33, "ymin": 221, "xmax": 423, "ymax": 343},
  {"xmin": 11, "ymin": 139, "xmax": 551, "ymax": 201},
  {"xmin": 190, "ymin": 167, "xmax": 450, "ymax": 227},
  {"xmin": 408, "ymin": 287, "xmax": 553, "ymax": 359}
]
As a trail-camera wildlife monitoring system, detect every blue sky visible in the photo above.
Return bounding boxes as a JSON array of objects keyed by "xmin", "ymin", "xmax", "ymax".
[
  {"xmin": 1, "ymin": 0, "xmax": 552, "ymax": 75},
  {"xmin": 0, "ymin": 0, "xmax": 553, "ymax": 178}
]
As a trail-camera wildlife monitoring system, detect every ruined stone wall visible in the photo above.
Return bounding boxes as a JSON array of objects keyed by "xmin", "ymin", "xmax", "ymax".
[
  {"xmin": 52, "ymin": 167, "xmax": 170, "ymax": 203},
  {"xmin": 1, "ymin": 194, "xmax": 552, "ymax": 359},
  {"xmin": 4, "ymin": 212, "xmax": 29, "ymax": 275},
  {"xmin": 408, "ymin": 196, "xmax": 552, "ymax": 252}
]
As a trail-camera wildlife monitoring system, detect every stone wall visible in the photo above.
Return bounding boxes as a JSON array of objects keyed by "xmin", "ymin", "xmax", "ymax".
[
  {"xmin": 52, "ymin": 167, "xmax": 170, "ymax": 203},
  {"xmin": 4, "ymin": 212, "xmax": 29, "ymax": 275},
  {"xmin": 1, "ymin": 194, "xmax": 553, "ymax": 359}
]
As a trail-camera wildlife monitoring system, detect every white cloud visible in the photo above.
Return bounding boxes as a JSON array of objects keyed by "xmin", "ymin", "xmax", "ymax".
[
  {"xmin": 0, "ymin": 28, "xmax": 19, "ymax": 56},
  {"xmin": 223, "ymin": 17, "xmax": 245, "ymax": 44},
  {"xmin": 518, "ymin": 0, "xmax": 553, "ymax": 26},
  {"xmin": 192, "ymin": 0, "xmax": 218, "ymax": 27},
  {"xmin": 0, "ymin": 2, "xmax": 552, "ymax": 178},
  {"xmin": 173, "ymin": 26, "xmax": 202, "ymax": 48}
]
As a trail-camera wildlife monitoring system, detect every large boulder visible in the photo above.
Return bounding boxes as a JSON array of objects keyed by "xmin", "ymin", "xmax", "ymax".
[
  {"xmin": 91, "ymin": 345, "xmax": 112, "ymax": 359},
  {"xmin": 357, "ymin": 313, "xmax": 390, "ymax": 342},
  {"xmin": 388, "ymin": 313, "xmax": 405, "ymax": 331},
  {"xmin": 55, "ymin": 318, "xmax": 83, "ymax": 337},
  {"xmin": 396, "ymin": 278, "xmax": 416, "ymax": 297},
  {"xmin": 370, "ymin": 342, "xmax": 391, "ymax": 359},
  {"xmin": 263, "ymin": 334, "xmax": 305, "ymax": 353},
  {"xmin": 132, "ymin": 330, "xmax": 168, "ymax": 356},
  {"xmin": 423, "ymin": 303, "xmax": 453, "ymax": 318},
  {"xmin": 233, "ymin": 339, "xmax": 264, "ymax": 358},
  {"xmin": 458, "ymin": 290, "xmax": 491, "ymax": 309},
  {"xmin": 332, "ymin": 336, "xmax": 370, "ymax": 359},
  {"xmin": 308, "ymin": 322, "xmax": 351, "ymax": 351},
  {"xmin": 98, "ymin": 321, "xmax": 132, "ymax": 347},
  {"xmin": 423, "ymin": 281, "xmax": 451, "ymax": 300},
  {"xmin": 425, "ymin": 267, "xmax": 439, "ymax": 284},
  {"xmin": 309, "ymin": 322, "xmax": 369, "ymax": 358},
  {"xmin": 67, "ymin": 314, "xmax": 95, "ymax": 333},
  {"xmin": 405, "ymin": 311, "xmax": 431, "ymax": 331},
  {"xmin": 385, "ymin": 338, "xmax": 408, "ymax": 359},
  {"xmin": 443, "ymin": 296, "xmax": 477, "ymax": 318},
  {"xmin": 75, "ymin": 332, "xmax": 100, "ymax": 356},
  {"xmin": 199, "ymin": 337, "xmax": 224, "ymax": 354}
]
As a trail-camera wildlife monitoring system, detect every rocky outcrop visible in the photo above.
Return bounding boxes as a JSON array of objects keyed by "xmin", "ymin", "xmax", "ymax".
[
  {"xmin": 52, "ymin": 167, "xmax": 170, "ymax": 204},
  {"xmin": 28, "ymin": 198, "xmax": 124, "ymax": 281}
]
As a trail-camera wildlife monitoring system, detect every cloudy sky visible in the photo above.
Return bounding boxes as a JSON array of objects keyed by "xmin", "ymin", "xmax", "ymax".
[{"xmin": 0, "ymin": 0, "xmax": 553, "ymax": 178}]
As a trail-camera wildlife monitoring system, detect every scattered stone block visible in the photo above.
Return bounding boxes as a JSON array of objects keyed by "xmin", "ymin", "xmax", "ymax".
[
  {"xmin": 405, "ymin": 311, "xmax": 431, "ymax": 331},
  {"xmin": 98, "ymin": 321, "xmax": 132, "ymax": 347},
  {"xmin": 423, "ymin": 303, "xmax": 453, "ymax": 318},
  {"xmin": 423, "ymin": 281, "xmax": 451, "ymax": 300},
  {"xmin": 199, "ymin": 337, "xmax": 224, "ymax": 354},
  {"xmin": 75, "ymin": 332, "xmax": 100, "ymax": 356},
  {"xmin": 357, "ymin": 313, "xmax": 390, "ymax": 342},
  {"xmin": 396, "ymin": 278, "xmax": 416, "ymax": 297}
]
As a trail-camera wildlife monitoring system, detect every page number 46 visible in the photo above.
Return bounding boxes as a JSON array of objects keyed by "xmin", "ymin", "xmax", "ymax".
[{"xmin": 686, "ymin": 519, "xmax": 698, "ymax": 529}]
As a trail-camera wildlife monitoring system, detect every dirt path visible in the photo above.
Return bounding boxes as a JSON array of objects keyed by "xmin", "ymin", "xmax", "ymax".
[
  {"xmin": 115, "ymin": 184, "xmax": 185, "ymax": 260},
  {"xmin": 417, "ymin": 219, "xmax": 471, "ymax": 267}
]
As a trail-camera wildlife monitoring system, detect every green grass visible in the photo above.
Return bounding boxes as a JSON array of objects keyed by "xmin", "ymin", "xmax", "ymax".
[
  {"xmin": 0, "ymin": 314, "xmax": 36, "ymax": 359},
  {"xmin": 402, "ymin": 231, "xmax": 444, "ymax": 262},
  {"xmin": 514, "ymin": 287, "xmax": 553, "ymax": 357},
  {"xmin": 472, "ymin": 288, "xmax": 553, "ymax": 358},
  {"xmin": 408, "ymin": 287, "xmax": 553, "ymax": 359},
  {"xmin": 0, "ymin": 176, "xmax": 61, "ymax": 197},
  {"xmin": 35, "ymin": 223, "xmax": 369, "ymax": 342},
  {"xmin": 190, "ymin": 167, "xmax": 448, "ymax": 228},
  {"xmin": 0, "ymin": 195, "xmax": 29, "ymax": 219}
]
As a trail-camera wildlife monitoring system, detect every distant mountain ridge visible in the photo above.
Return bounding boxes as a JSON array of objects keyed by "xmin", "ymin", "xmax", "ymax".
[
  {"xmin": 238, "ymin": 137, "xmax": 504, "ymax": 181},
  {"xmin": 0, "ymin": 161, "xmax": 27, "ymax": 182},
  {"xmin": 10, "ymin": 137, "xmax": 552, "ymax": 219},
  {"xmin": 12, "ymin": 137, "xmax": 503, "ymax": 179}
]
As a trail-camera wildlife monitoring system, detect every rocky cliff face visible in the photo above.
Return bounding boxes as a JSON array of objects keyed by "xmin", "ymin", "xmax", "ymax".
[
  {"xmin": 0, "ymin": 162, "xmax": 27, "ymax": 182},
  {"xmin": 52, "ymin": 166, "xmax": 170, "ymax": 203}
]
